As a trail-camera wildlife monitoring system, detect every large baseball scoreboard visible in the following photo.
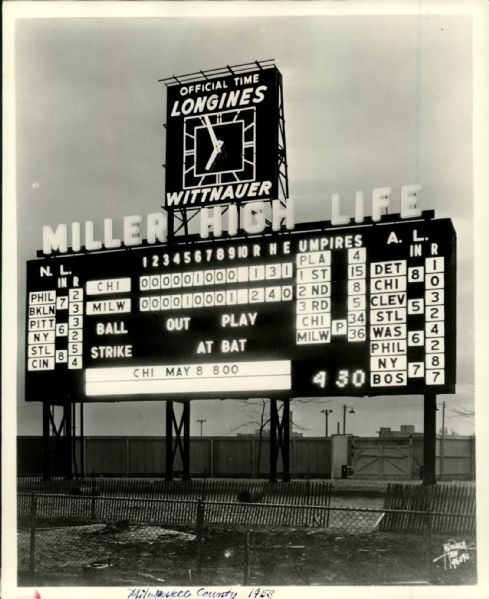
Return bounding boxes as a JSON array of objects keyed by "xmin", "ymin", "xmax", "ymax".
[{"xmin": 26, "ymin": 215, "xmax": 456, "ymax": 402}]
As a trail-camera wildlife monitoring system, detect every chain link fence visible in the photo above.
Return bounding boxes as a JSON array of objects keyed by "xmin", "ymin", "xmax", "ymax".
[{"xmin": 18, "ymin": 492, "xmax": 476, "ymax": 587}]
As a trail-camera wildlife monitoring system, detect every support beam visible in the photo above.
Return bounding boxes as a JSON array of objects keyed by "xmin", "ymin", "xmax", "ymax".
[
  {"xmin": 71, "ymin": 403, "xmax": 78, "ymax": 478},
  {"xmin": 166, "ymin": 208, "xmax": 174, "ymax": 244},
  {"xmin": 42, "ymin": 402, "xmax": 51, "ymax": 481},
  {"xmin": 165, "ymin": 401, "xmax": 174, "ymax": 481},
  {"xmin": 41, "ymin": 402, "xmax": 79, "ymax": 480},
  {"xmin": 182, "ymin": 402, "xmax": 191, "ymax": 481},
  {"xmin": 281, "ymin": 403, "xmax": 290, "ymax": 482},
  {"xmin": 269, "ymin": 400, "xmax": 278, "ymax": 483},
  {"xmin": 80, "ymin": 401, "xmax": 85, "ymax": 478},
  {"xmin": 423, "ymin": 391, "xmax": 437, "ymax": 485},
  {"xmin": 269, "ymin": 398, "xmax": 291, "ymax": 482},
  {"xmin": 64, "ymin": 403, "xmax": 72, "ymax": 480},
  {"xmin": 165, "ymin": 400, "xmax": 191, "ymax": 481}
]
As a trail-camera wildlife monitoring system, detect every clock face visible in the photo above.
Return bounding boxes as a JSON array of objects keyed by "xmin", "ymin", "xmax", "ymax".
[{"xmin": 183, "ymin": 108, "xmax": 256, "ymax": 189}]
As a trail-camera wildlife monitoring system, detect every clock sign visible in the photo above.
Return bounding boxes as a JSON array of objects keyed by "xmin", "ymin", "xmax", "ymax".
[
  {"xmin": 165, "ymin": 66, "xmax": 281, "ymax": 208},
  {"xmin": 184, "ymin": 108, "xmax": 256, "ymax": 188}
]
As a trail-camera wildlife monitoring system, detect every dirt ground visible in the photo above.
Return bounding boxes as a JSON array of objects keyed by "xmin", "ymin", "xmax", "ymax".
[
  {"xmin": 17, "ymin": 480, "xmax": 476, "ymax": 588},
  {"xmin": 18, "ymin": 522, "xmax": 476, "ymax": 588}
]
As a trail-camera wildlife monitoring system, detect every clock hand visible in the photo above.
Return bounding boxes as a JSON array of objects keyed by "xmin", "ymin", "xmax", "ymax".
[
  {"xmin": 205, "ymin": 148, "xmax": 219, "ymax": 171},
  {"xmin": 202, "ymin": 115, "xmax": 220, "ymax": 149},
  {"xmin": 205, "ymin": 140, "xmax": 224, "ymax": 171}
]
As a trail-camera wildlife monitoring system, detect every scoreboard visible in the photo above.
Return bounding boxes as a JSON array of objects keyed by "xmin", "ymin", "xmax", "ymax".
[{"xmin": 25, "ymin": 216, "xmax": 456, "ymax": 402}]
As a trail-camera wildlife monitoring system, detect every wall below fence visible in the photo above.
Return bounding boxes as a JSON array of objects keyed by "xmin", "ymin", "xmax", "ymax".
[{"xmin": 17, "ymin": 435, "xmax": 475, "ymax": 480}]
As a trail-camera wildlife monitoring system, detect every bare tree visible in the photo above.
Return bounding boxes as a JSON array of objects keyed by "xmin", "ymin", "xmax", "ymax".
[
  {"xmin": 449, "ymin": 407, "xmax": 475, "ymax": 418},
  {"xmin": 232, "ymin": 398, "xmax": 308, "ymax": 474},
  {"xmin": 231, "ymin": 399, "xmax": 270, "ymax": 475}
]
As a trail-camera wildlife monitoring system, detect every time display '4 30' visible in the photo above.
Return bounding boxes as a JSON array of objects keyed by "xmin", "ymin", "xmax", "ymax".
[{"xmin": 313, "ymin": 369, "xmax": 367, "ymax": 390}]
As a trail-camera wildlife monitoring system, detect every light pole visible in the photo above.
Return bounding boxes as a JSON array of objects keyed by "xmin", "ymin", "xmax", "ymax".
[
  {"xmin": 321, "ymin": 409, "xmax": 333, "ymax": 437},
  {"xmin": 342, "ymin": 405, "xmax": 355, "ymax": 434},
  {"xmin": 196, "ymin": 418, "xmax": 207, "ymax": 437}
]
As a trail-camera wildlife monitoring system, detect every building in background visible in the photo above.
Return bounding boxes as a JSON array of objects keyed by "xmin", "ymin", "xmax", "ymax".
[{"xmin": 378, "ymin": 425, "xmax": 423, "ymax": 438}]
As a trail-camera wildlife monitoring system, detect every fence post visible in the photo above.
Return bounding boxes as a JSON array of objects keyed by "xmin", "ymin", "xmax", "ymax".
[
  {"xmin": 196, "ymin": 501, "xmax": 205, "ymax": 579},
  {"xmin": 209, "ymin": 439, "xmax": 214, "ymax": 477},
  {"xmin": 470, "ymin": 436, "xmax": 475, "ymax": 479},
  {"xmin": 91, "ymin": 474, "xmax": 96, "ymax": 520},
  {"xmin": 425, "ymin": 506, "xmax": 433, "ymax": 583},
  {"xmin": 126, "ymin": 438, "xmax": 130, "ymax": 476},
  {"xmin": 244, "ymin": 531, "xmax": 251, "ymax": 586},
  {"xmin": 326, "ymin": 482, "xmax": 331, "ymax": 528},
  {"xmin": 250, "ymin": 440, "xmax": 255, "ymax": 478},
  {"xmin": 29, "ymin": 493, "xmax": 37, "ymax": 581},
  {"xmin": 303, "ymin": 478, "xmax": 311, "ymax": 527},
  {"xmin": 196, "ymin": 500, "xmax": 205, "ymax": 542}
]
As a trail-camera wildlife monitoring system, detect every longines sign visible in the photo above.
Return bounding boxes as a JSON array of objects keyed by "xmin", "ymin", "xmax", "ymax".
[{"xmin": 164, "ymin": 66, "xmax": 281, "ymax": 207}]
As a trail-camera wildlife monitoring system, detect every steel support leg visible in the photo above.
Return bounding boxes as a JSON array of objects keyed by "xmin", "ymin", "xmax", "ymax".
[
  {"xmin": 282, "ymin": 403, "xmax": 290, "ymax": 482},
  {"xmin": 269, "ymin": 398, "xmax": 291, "ymax": 482},
  {"xmin": 42, "ymin": 402, "xmax": 51, "ymax": 481},
  {"xmin": 182, "ymin": 402, "xmax": 191, "ymax": 481},
  {"xmin": 423, "ymin": 392, "xmax": 437, "ymax": 485},
  {"xmin": 165, "ymin": 401, "xmax": 191, "ymax": 481},
  {"xmin": 71, "ymin": 403, "xmax": 79, "ymax": 478},
  {"xmin": 64, "ymin": 403, "xmax": 72, "ymax": 480},
  {"xmin": 42, "ymin": 404, "xmax": 72, "ymax": 479},
  {"xmin": 270, "ymin": 400, "xmax": 278, "ymax": 483},
  {"xmin": 165, "ymin": 401, "xmax": 174, "ymax": 481},
  {"xmin": 80, "ymin": 401, "xmax": 85, "ymax": 478}
]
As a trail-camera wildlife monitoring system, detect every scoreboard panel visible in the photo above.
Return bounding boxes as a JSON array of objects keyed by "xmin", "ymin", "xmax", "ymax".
[{"xmin": 25, "ymin": 217, "xmax": 456, "ymax": 402}]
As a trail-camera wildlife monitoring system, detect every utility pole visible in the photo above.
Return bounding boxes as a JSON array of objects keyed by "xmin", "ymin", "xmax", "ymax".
[
  {"xmin": 321, "ymin": 409, "xmax": 333, "ymax": 437},
  {"xmin": 197, "ymin": 419, "xmax": 207, "ymax": 437}
]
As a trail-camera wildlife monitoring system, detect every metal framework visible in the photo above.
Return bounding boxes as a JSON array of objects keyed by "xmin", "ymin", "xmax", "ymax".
[
  {"xmin": 269, "ymin": 398, "xmax": 291, "ymax": 482},
  {"xmin": 165, "ymin": 401, "xmax": 191, "ymax": 481},
  {"xmin": 42, "ymin": 404, "xmax": 71, "ymax": 479},
  {"xmin": 159, "ymin": 59, "xmax": 276, "ymax": 87},
  {"xmin": 277, "ymin": 75, "xmax": 289, "ymax": 201},
  {"xmin": 40, "ymin": 394, "xmax": 438, "ymax": 484},
  {"xmin": 42, "ymin": 402, "xmax": 84, "ymax": 480},
  {"xmin": 423, "ymin": 392, "xmax": 437, "ymax": 485}
]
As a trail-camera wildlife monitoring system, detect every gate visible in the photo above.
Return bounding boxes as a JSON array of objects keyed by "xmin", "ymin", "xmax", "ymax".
[{"xmin": 352, "ymin": 438, "xmax": 414, "ymax": 479}]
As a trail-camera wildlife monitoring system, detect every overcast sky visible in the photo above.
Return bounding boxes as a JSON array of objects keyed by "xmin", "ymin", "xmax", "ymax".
[{"xmin": 11, "ymin": 7, "xmax": 475, "ymax": 437}]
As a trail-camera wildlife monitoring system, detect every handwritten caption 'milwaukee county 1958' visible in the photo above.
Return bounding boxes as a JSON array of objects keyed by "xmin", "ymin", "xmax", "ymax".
[{"xmin": 127, "ymin": 588, "xmax": 240, "ymax": 599}]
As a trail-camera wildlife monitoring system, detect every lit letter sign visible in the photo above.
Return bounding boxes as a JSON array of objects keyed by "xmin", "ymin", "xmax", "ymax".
[{"xmin": 26, "ymin": 215, "xmax": 456, "ymax": 403}]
